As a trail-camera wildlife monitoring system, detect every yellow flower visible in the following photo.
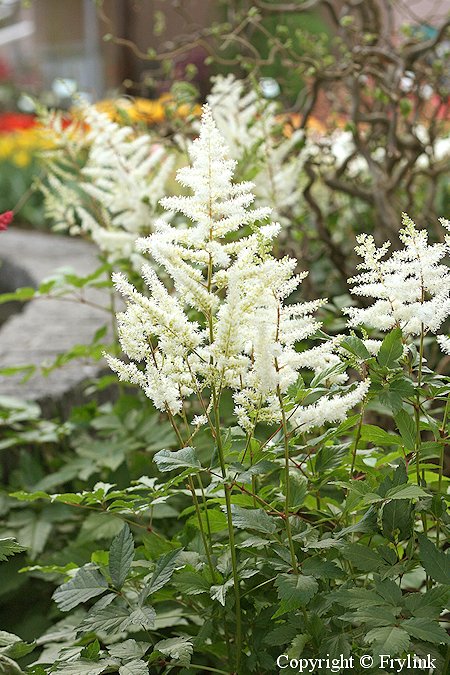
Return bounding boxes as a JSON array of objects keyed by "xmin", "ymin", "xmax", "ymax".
[
  {"xmin": 0, "ymin": 128, "xmax": 55, "ymax": 166},
  {"xmin": 12, "ymin": 149, "xmax": 30, "ymax": 167},
  {"xmin": 94, "ymin": 94, "xmax": 201, "ymax": 126}
]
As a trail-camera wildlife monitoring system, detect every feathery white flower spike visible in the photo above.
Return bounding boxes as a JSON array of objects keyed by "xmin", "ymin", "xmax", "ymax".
[
  {"xmin": 345, "ymin": 213, "xmax": 450, "ymax": 336},
  {"xmin": 41, "ymin": 104, "xmax": 174, "ymax": 266},
  {"xmin": 437, "ymin": 335, "xmax": 450, "ymax": 356},
  {"xmin": 207, "ymin": 75, "xmax": 305, "ymax": 225},
  {"xmin": 106, "ymin": 105, "xmax": 368, "ymax": 432}
]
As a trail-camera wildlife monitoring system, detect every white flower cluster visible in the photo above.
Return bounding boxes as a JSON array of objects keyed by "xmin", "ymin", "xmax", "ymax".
[
  {"xmin": 106, "ymin": 106, "xmax": 368, "ymax": 433},
  {"xmin": 207, "ymin": 75, "xmax": 305, "ymax": 225},
  {"xmin": 437, "ymin": 335, "xmax": 450, "ymax": 356},
  {"xmin": 41, "ymin": 105, "xmax": 174, "ymax": 266},
  {"xmin": 320, "ymin": 124, "xmax": 450, "ymax": 177},
  {"xmin": 345, "ymin": 214, "xmax": 450, "ymax": 337}
]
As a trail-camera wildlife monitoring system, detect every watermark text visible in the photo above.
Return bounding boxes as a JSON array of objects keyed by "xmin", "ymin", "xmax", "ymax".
[{"xmin": 276, "ymin": 653, "xmax": 437, "ymax": 673}]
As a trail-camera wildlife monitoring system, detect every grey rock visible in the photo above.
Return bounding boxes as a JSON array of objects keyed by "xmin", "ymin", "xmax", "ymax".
[{"xmin": 0, "ymin": 229, "xmax": 113, "ymax": 413}]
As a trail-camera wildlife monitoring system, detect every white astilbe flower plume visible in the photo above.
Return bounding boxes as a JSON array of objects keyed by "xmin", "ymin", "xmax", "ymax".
[
  {"xmin": 290, "ymin": 380, "xmax": 371, "ymax": 433},
  {"xmin": 106, "ymin": 105, "xmax": 368, "ymax": 432},
  {"xmin": 40, "ymin": 104, "xmax": 174, "ymax": 267},
  {"xmin": 437, "ymin": 335, "xmax": 450, "ymax": 356},
  {"xmin": 345, "ymin": 213, "xmax": 450, "ymax": 336},
  {"xmin": 207, "ymin": 75, "xmax": 305, "ymax": 225}
]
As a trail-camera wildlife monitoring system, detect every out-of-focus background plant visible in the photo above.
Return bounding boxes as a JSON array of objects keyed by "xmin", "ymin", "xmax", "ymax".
[{"xmin": 0, "ymin": 112, "xmax": 49, "ymax": 226}]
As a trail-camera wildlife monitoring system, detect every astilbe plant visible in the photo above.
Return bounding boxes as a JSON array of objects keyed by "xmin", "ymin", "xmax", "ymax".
[
  {"xmin": 346, "ymin": 214, "xmax": 450, "ymax": 340},
  {"xmin": 342, "ymin": 213, "xmax": 450, "ymax": 519},
  {"xmin": 39, "ymin": 104, "xmax": 175, "ymax": 267},
  {"xmin": 104, "ymin": 105, "xmax": 368, "ymax": 671}
]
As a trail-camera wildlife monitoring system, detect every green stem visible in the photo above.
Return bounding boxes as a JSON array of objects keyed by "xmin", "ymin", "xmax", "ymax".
[
  {"xmin": 204, "ymin": 206, "xmax": 242, "ymax": 669},
  {"xmin": 316, "ymin": 491, "xmax": 321, "ymax": 512},
  {"xmin": 187, "ymin": 664, "xmax": 230, "ymax": 675},
  {"xmin": 414, "ymin": 403, "xmax": 422, "ymax": 488},
  {"xmin": 213, "ymin": 388, "xmax": 242, "ymax": 673},
  {"xmin": 415, "ymin": 339, "xmax": 423, "ymax": 488},
  {"xmin": 224, "ymin": 483, "xmax": 242, "ymax": 672},
  {"xmin": 166, "ymin": 410, "xmax": 217, "ymax": 581},
  {"xmin": 416, "ymin": 325, "xmax": 427, "ymax": 535},
  {"xmin": 437, "ymin": 396, "xmax": 449, "ymax": 546},
  {"xmin": 197, "ymin": 472, "xmax": 213, "ymax": 542},
  {"xmin": 278, "ymin": 388, "xmax": 298, "ymax": 574},
  {"xmin": 241, "ymin": 575, "xmax": 277, "ymax": 597},
  {"xmin": 251, "ymin": 475, "xmax": 258, "ymax": 508},
  {"xmin": 250, "ymin": 437, "xmax": 258, "ymax": 508},
  {"xmin": 188, "ymin": 476, "xmax": 216, "ymax": 582},
  {"xmin": 109, "ymin": 285, "xmax": 119, "ymax": 343},
  {"xmin": 350, "ymin": 403, "xmax": 364, "ymax": 477}
]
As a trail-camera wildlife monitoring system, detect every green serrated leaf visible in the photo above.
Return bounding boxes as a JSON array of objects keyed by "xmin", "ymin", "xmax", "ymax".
[
  {"xmin": 1, "ymin": 638, "xmax": 35, "ymax": 661},
  {"xmin": 10, "ymin": 490, "xmax": 50, "ymax": 503},
  {"xmin": 332, "ymin": 588, "xmax": 387, "ymax": 609},
  {"xmin": 341, "ymin": 336, "xmax": 371, "ymax": 360},
  {"xmin": 389, "ymin": 377, "xmax": 415, "ymax": 399},
  {"xmin": 52, "ymin": 659, "xmax": 113, "ymax": 675},
  {"xmin": 0, "ymin": 538, "xmax": 26, "ymax": 561},
  {"xmin": 0, "ymin": 287, "xmax": 35, "ymax": 305},
  {"xmin": 377, "ymin": 328, "xmax": 403, "ymax": 368},
  {"xmin": 81, "ymin": 602, "xmax": 155, "ymax": 635},
  {"xmin": 235, "ymin": 460, "xmax": 277, "ymax": 483},
  {"xmin": 418, "ymin": 534, "xmax": 450, "ymax": 585},
  {"xmin": 154, "ymin": 447, "xmax": 201, "ymax": 473},
  {"xmin": 143, "ymin": 549, "xmax": 183, "ymax": 597},
  {"xmin": 374, "ymin": 578, "xmax": 403, "ymax": 606},
  {"xmin": 288, "ymin": 633, "xmax": 310, "ymax": 658},
  {"xmin": 404, "ymin": 587, "xmax": 450, "ymax": 617},
  {"xmin": 275, "ymin": 574, "xmax": 318, "ymax": 608},
  {"xmin": 154, "ymin": 636, "xmax": 193, "ymax": 666},
  {"xmin": 385, "ymin": 484, "xmax": 428, "ymax": 500},
  {"xmin": 288, "ymin": 474, "xmax": 308, "ymax": 509},
  {"xmin": 341, "ymin": 605, "xmax": 399, "ymax": 628},
  {"xmin": 107, "ymin": 639, "xmax": 148, "ymax": 661},
  {"xmin": 394, "ymin": 409, "xmax": 416, "ymax": 451},
  {"xmin": 189, "ymin": 508, "xmax": 227, "ymax": 533},
  {"xmin": 341, "ymin": 544, "xmax": 384, "ymax": 572},
  {"xmin": 53, "ymin": 564, "xmax": 108, "ymax": 612},
  {"xmin": 360, "ymin": 425, "xmax": 401, "ymax": 446},
  {"xmin": 129, "ymin": 607, "xmax": 156, "ymax": 630},
  {"xmin": 265, "ymin": 623, "xmax": 298, "ymax": 647},
  {"xmin": 401, "ymin": 617, "xmax": 450, "ymax": 644},
  {"xmin": 322, "ymin": 633, "xmax": 351, "ymax": 659},
  {"xmin": 378, "ymin": 462, "xmax": 408, "ymax": 496},
  {"xmin": 228, "ymin": 505, "xmax": 277, "ymax": 534},
  {"xmin": 210, "ymin": 579, "xmax": 234, "ymax": 606},
  {"xmin": 109, "ymin": 524, "xmax": 134, "ymax": 590},
  {"xmin": 302, "ymin": 558, "xmax": 345, "ymax": 579},
  {"xmin": 174, "ymin": 570, "xmax": 211, "ymax": 596},
  {"xmin": 364, "ymin": 626, "xmax": 410, "ymax": 655},
  {"xmin": 80, "ymin": 640, "xmax": 100, "ymax": 662}
]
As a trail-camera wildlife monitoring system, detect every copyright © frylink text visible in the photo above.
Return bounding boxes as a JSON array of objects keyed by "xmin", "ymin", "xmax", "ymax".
[{"xmin": 276, "ymin": 653, "xmax": 437, "ymax": 673}]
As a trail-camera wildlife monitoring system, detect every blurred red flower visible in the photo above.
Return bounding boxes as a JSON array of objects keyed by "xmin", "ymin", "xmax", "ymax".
[
  {"xmin": 0, "ymin": 112, "xmax": 37, "ymax": 133},
  {"xmin": 0, "ymin": 211, "xmax": 13, "ymax": 231}
]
